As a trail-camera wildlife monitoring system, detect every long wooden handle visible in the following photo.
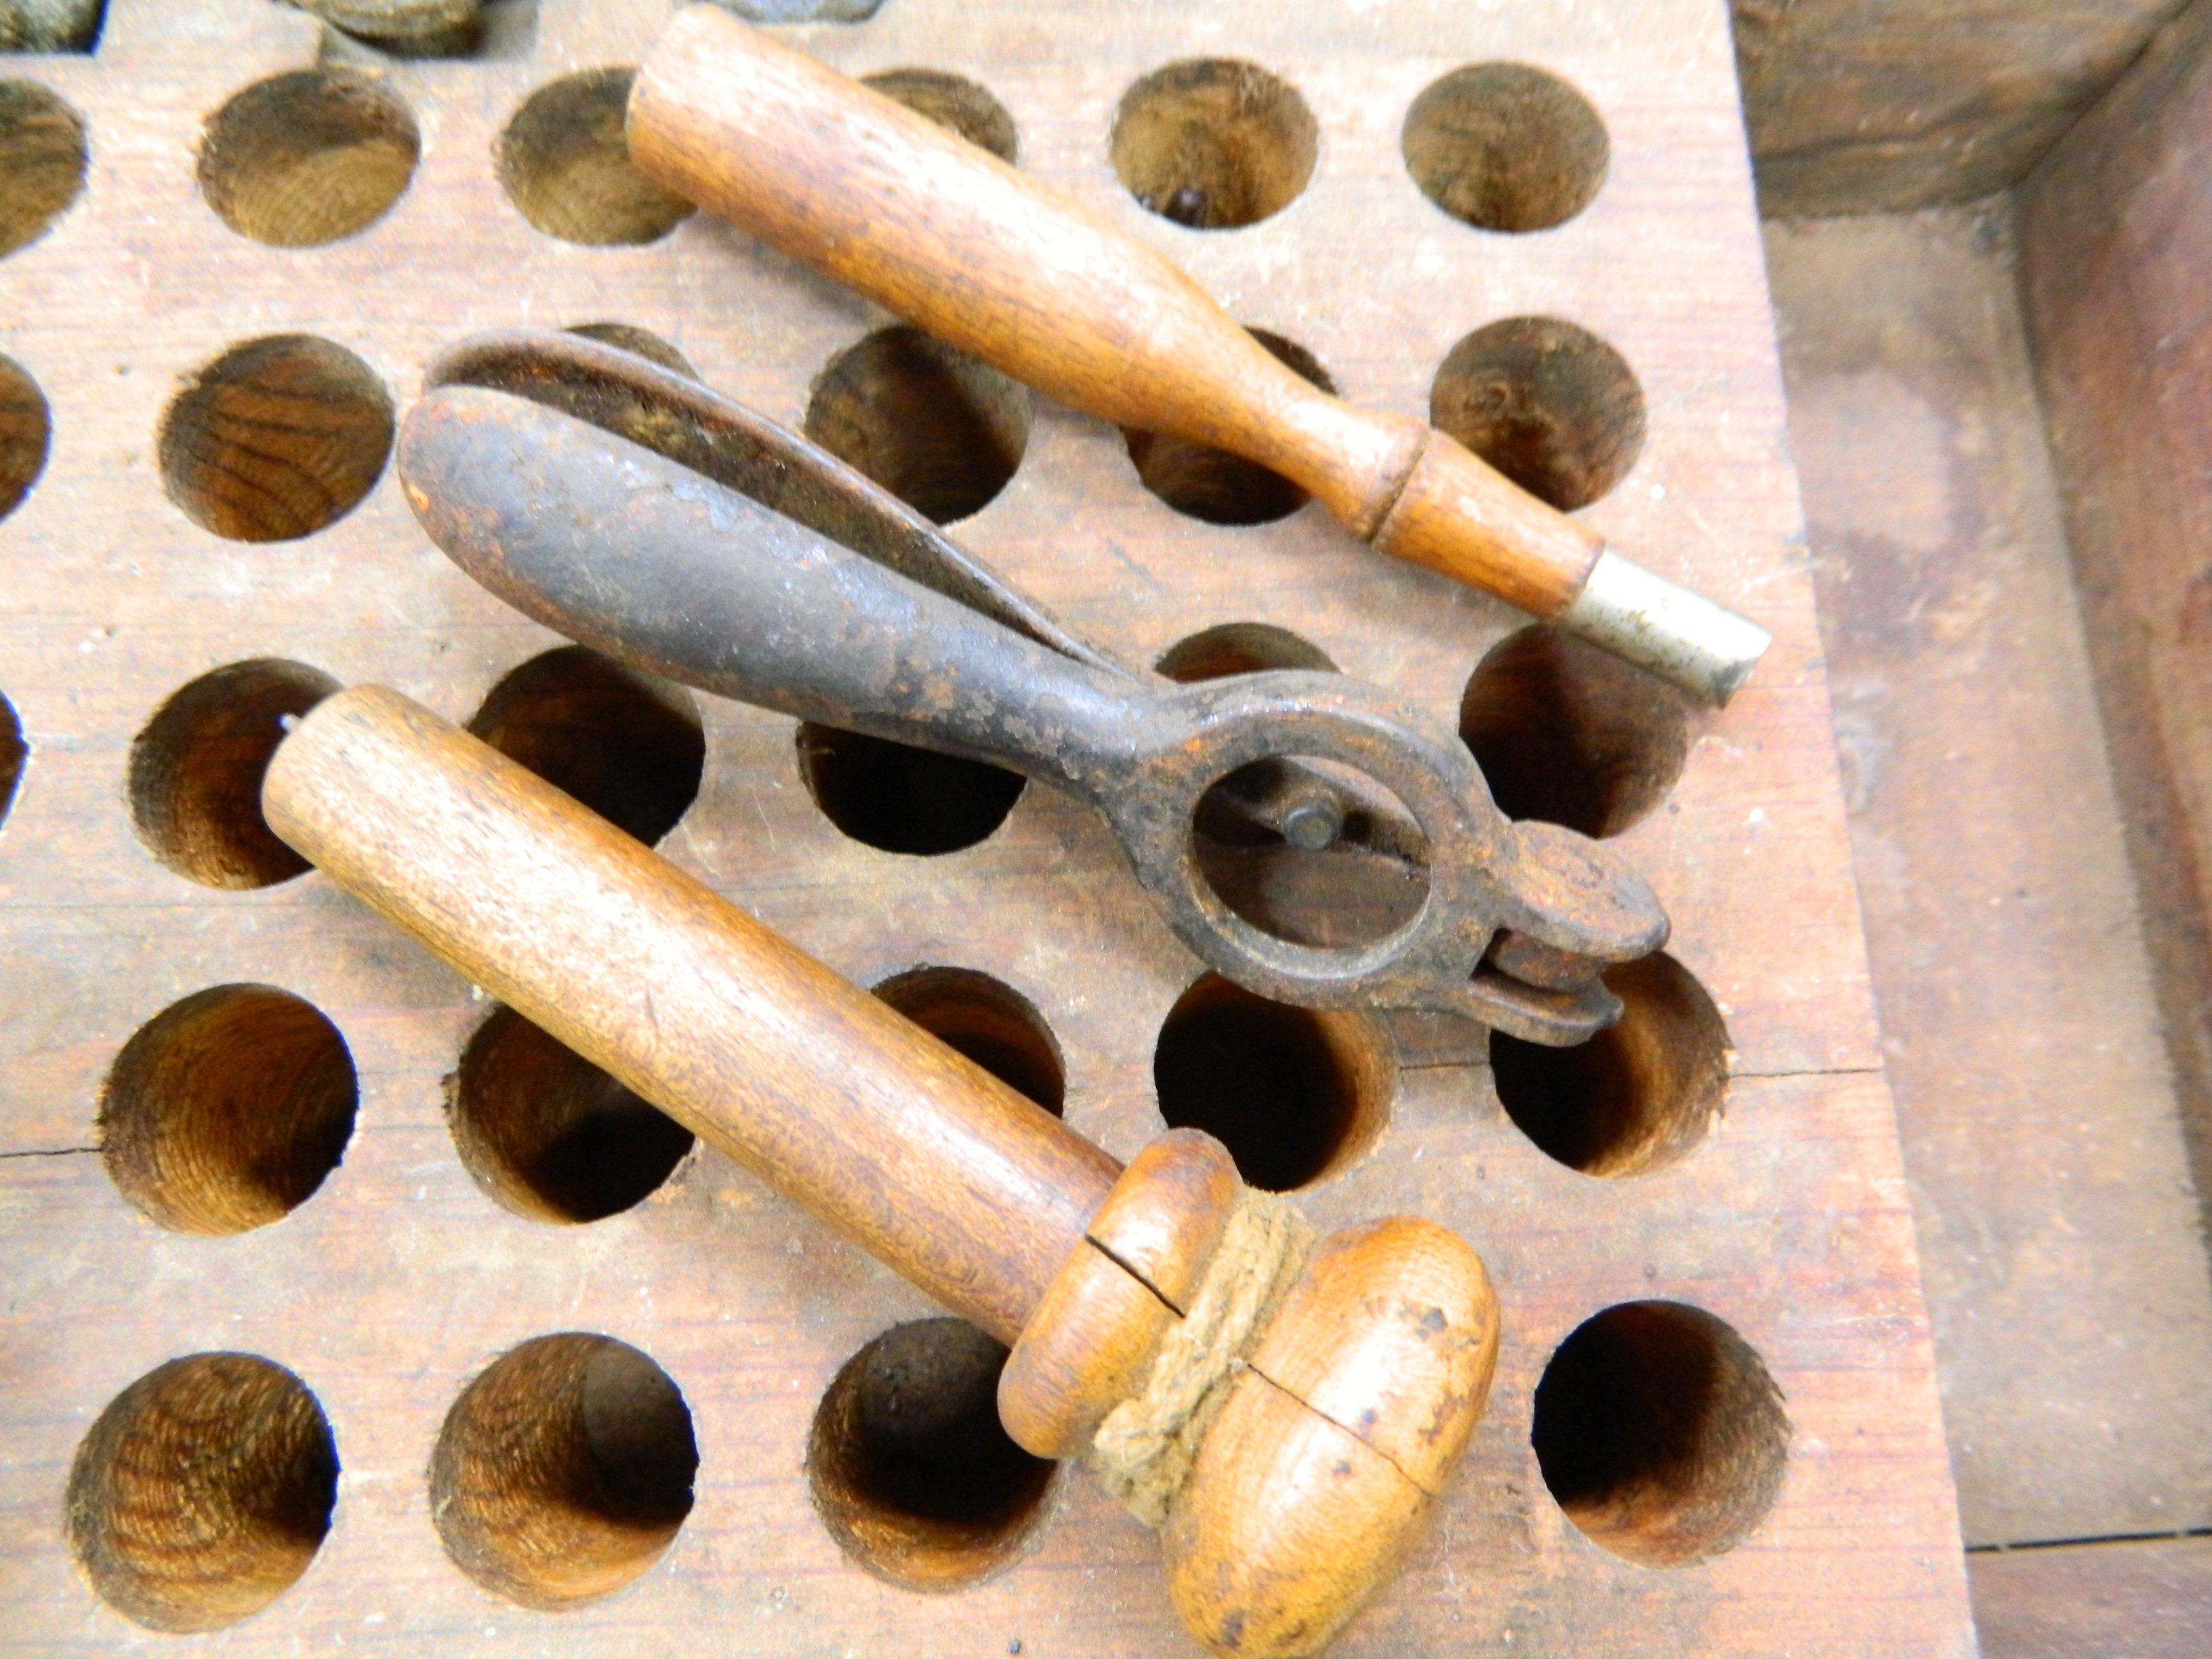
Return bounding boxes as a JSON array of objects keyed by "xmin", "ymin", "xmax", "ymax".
[
  {"xmin": 627, "ymin": 7, "xmax": 1582, "ymax": 602},
  {"xmin": 262, "ymin": 686, "xmax": 1118, "ymax": 1343},
  {"xmin": 626, "ymin": 5, "xmax": 1771, "ymax": 702},
  {"xmin": 264, "ymin": 686, "xmax": 1501, "ymax": 1659}
]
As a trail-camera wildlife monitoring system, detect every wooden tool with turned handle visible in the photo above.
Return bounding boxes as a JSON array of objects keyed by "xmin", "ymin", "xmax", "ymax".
[
  {"xmin": 262, "ymin": 685, "xmax": 1498, "ymax": 1659},
  {"xmin": 626, "ymin": 3, "xmax": 1771, "ymax": 705}
]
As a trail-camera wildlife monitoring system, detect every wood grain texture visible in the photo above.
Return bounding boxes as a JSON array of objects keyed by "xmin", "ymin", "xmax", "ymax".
[
  {"xmin": 2020, "ymin": 0, "xmax": 2212, "ymax": 1262},
  {"xmin": 1969, "ymin": 1535, "xmax": 2212, "ymax": 1659},
  {"xmin": 264, "ymin": 684, "xmax": 1119, "ymax": 1344},
  {"xmin": 628, "ymin": 5, "xmax": 1601, "ymax": 617},
  {"xmin": 1732, "ymin": 0, "xmax": 2194, "ymax": 216},
  {"xmin": 1767, "ymin": 203, "xmax": 2212, "ymax": 1547},
  {"xmin": 0, "ymin": 0, "xmax": 1964, "ymax": 1652}
]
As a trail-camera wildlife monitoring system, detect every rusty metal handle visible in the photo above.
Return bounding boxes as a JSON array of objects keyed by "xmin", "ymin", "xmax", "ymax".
[
  {"xmin": 401, "ymin": 383, "xmax": 1173, "ymax": 798},
  {"xmin": 396, "ymin": 331, "xmax": 1669, "ymax": 1043}
]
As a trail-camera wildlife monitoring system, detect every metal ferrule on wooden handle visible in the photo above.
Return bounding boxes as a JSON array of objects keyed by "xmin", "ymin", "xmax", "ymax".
[
  {"xmin": 262, "ymin": 687, "xmax": 1498, "ymax": 1659},
  {"xmin": 626, "ymin": 4, "xmax": 1770, "ymax": 705}
]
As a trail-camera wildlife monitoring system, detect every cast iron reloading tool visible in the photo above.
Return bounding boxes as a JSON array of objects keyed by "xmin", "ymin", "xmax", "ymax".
[
  {"xmin": 624, "ymin": 5, "xmax": 1772, "ymax": 705},
  {"xmin": 399, "ymin": 331, "xmax": 1668, "ymax": 1044}
]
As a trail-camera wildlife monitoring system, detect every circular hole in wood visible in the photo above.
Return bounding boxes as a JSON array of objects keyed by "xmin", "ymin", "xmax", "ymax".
[
  {"xmin": 872, "ymin": 967, "xmax": 1065, "ymax": 1115},
  {"xmin": 808, "ymin": 1317, "xmax": 1059, "ymax": 1592},
  {"xmin": 1110, "ymin": 58, "xmax": 1317, "ymax": 230},
  {"xmin": 1192, "ymin": 752, "xmax": 1431, "ymax": 949},
  {"xmin": 863, "ymin": 67, "xmax": 1018, "ymax": 162},
  {"xmin": 1431, "ymin": 316, "xmax": 1645, "ymax": 512},
  {"xmin": 157, "ymin": 334, "xmax": 394, "ymax": 542},
  {"xmin": 1401, "ymin": 62, "xmax": 1608, "ymax": 233},
  {"xmin": 1123, "ymin": 329, "xmax": 1332, "ymax": 525},
  {"xmin": 448, "ymin": 1005, "xmax": 695, "ymax": 1224},
  {"xmin": 98, "ymin": 984, "xmax": 358, "ymax": 1236},
  {"xmin": 128, "ymin": 658, "xmax": 341, "ymax": 888},
  {"xmin": 1, "ymin": 350, "xmax": 52, "ymax": 522},
  {"xmin": 66, "ymin": 1353, "xmax": 338, "ymax": 1633},
  {"xmin": 496, "ymin": 68, "xmax": 692, "ymax": 247},
  {"xmin": 311, "ymin": 0, "xmax": 487, "ymax": 56},
  {"xmin": 0, "ymin": 80, "xmax": 87, "ymax": 258},
  {"xmin": 561, "ymin": 321, "xmax": 696, "ymax": 379},
  {"xmin": 1152, "ymin": 973, "xmax": 1392, "ymax": 1191},
  {"xmin": 1489, "ymin": 951, "xmax": 1728, "ymax": 1179},
  {"xmin": 1154, "ymin": 621, "xmax": 1337, "ymax": 683},
  {"xmin": 197, "ymin": 69, "xmax": 419, "ymax": 248},
  {"xmin": 431, "ymin": 1332, "xmax": 699, "ymax": 1608},
  {"xmin": 1460, "ymin": 624, "xmax": 1691, "ymax": 839},
  {"xmin": 797, "ymin": 724, "xmax": 1025, "ymax": 857},
  {"xmin": 1160, "ymin": 626, "xmax": 1430, "ymax": 950},
  {"xmin": 1532, "ymin": 1300, "xmax": 1788, "ymax": 1565},
  {"xmin": 468, "ymin": 646, "xmax": 705, "ymax": 848},
  {"xmin": 804, "ymin": 326, "xmax": 1031, "ymax": 525},
  {"xmin": 0, "ymin": 691, "xmax": 22, "ymax": 830}
]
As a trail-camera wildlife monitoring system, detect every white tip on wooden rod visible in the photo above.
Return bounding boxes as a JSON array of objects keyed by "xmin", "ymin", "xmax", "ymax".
[{"xmin": 1559, "ymin": 549, "xmax": 1773, "ymax": 706}]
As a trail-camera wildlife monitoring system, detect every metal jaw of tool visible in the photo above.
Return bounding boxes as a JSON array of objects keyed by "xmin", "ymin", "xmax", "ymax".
[{"xmin": 397, "ymin": 331, "xmax": 1670, "ymax": 1044}]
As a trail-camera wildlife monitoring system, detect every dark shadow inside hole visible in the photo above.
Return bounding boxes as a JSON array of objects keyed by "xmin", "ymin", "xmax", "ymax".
[
  {"xmin": 468, "ymin": 646, "xmax": 705, "ymax": 847},
  {"xmin": 0, "ymin": 692, "xmax": 23, "ymax": 828},
  {"xmin": 196, "ymin": 69, "xmax": 419, "ymax": 249},
  {"xmin": 320, "ymin": 0, "xmax": 541, "ymax": 60},
  {"xmin": 1156, "ymin": 630, "xmax": 1428, "ymax": 949},
  {"xmin": 0, "ymin": 79, "xmax": 89, "ymax": 258},
  {"xmin": 1, "ymin": 0, "xmax": 104, "ymax": 52},
  {"xmin": 495, "ymin": 66, "xmax": 691, "ymax": 247},
  {"xmin": 1488, "ymin": 952, "xmax": 1728, "ymax": 1179},
  {"xmin": 1486, "ymin": 956, "xmax": 1725, "ymax": 1176},
  {"xmin": 449, "ymin": 1007, "xmax": 694, "ymax": 1223},
  {"xmin": 873, "ymin": 968, "xmax": 1065, "ymax": 1115},
  {"xmin": 100, "ymin": 984, "xmax": 358, "ymax": 1237},
  {"xmin": 1154, "ymin": 621, "xmax": 1337, "ymax": 684},
  {"xmin": 1192, "ymin": 755, "xmax": 1430, "ymax": 950},
  {"xmin": 1530, "ymin": 1300, "xmax": 1789, "ymax": 1567},
  {"xmin": 1460, "ymin": 624, "xmax": 1691, "ymax": 839},
  {"xmin": 430, "ymin": 1332, "xmax": 697, "ymax": 1608},
  {"xmin": 1401, "ymin": 62, "xmax": 1610, "ymax": 234},
  {"xmin": 1, "ymin": 350, "xmax": 52, "ymax": 522},
  {"xmin": 1124, "ymin": 329, "xmax": 1332, "ymax": 525},
  {"xmin": 1151, "ymin": 975, "xmax": 1386, "ymax": 1191},
  {"xmin": 863, "ymin": 67, "xmax": 1019, "ymax": 162},
  {"xmin": 562, "ymin": 321, "xmax": 695, "ymax": 378},
  {"xmin": 808, "ymin": 1317, "xmax": 1056, "ymax": 1591},
  {"xmin": 66, "ymin": 1352, "xmax": 338, "ymax": 1634},
  {"xmin": 128, "ymin": 659, "xmax": 342, "ymax": 888},
  {"xmin": 1110, "ymin": 58, "xmax": 1318, "ymax": 229},
  {"xmin": 798, "ymin": 724, "xmax": 1025, "ymax": 857},
  {"xmin": 804, "ymin": 326, "xmax": 1031, "ymax": 525},
  {"xmin": 1431, "ymin": 315, "xmax": 1645, "ymax": 512}
]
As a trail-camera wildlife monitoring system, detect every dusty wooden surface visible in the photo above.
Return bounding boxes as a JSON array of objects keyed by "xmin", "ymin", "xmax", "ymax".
[
  {"xmin": 1766, "ymin": 203, "xmax": 2212, "ymax": 1549},
  {"xmin": 1970, "ymin": 1535, "xmax": 2212, "ymax": 1658},
  {"xmin": 0, "ymin": 0, "xmax": 1969, "ymax": 1652},
  {"xmin": 2020, "ymin": 0, "xmax": 2212, "ymax": 1256},
  {"xmin": 1732, "ymin": 0, "xmax": 2194, "ymax": 216}
]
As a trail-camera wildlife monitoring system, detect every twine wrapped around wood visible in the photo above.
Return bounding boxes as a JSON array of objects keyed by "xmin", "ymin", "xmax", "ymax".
[
  {"xmin": 0, "ymin": 0, "xmax": 102, "ymax": 52},
  {"xmin": 1088, "ymin": 1185, "xmax": 1317, "ymax": 1528}
]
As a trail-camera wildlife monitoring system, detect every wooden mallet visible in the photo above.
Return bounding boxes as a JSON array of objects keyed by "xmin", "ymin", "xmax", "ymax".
[
  {"xmin": 263, "ymin": 686, "xmax": 1499, "ymax": 1659},
  {"xmin": 625, "ymin": 5, "xmax": 1771, "ymax": 706}
]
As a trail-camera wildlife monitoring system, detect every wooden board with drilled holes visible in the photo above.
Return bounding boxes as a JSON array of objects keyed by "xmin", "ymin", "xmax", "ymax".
[{"xmin": 0, "ymin": 0, "xmax": 1972, "ymax": 1652}]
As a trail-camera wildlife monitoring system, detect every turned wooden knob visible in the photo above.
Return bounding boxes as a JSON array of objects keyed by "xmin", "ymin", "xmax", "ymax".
[
  {"xmin": 262, "ymin": 687, "xmax": 1499, "ymax": 1658},
  {"xmin": 1003, "ymin": 1132, "xmax": 1498, "ymax": 1656}
]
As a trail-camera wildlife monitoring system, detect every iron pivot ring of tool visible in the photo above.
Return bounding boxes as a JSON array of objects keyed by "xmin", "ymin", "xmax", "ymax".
[{"xmin": 398, "ymin": 331, "xmax": 1670, "ymax": 1042}]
